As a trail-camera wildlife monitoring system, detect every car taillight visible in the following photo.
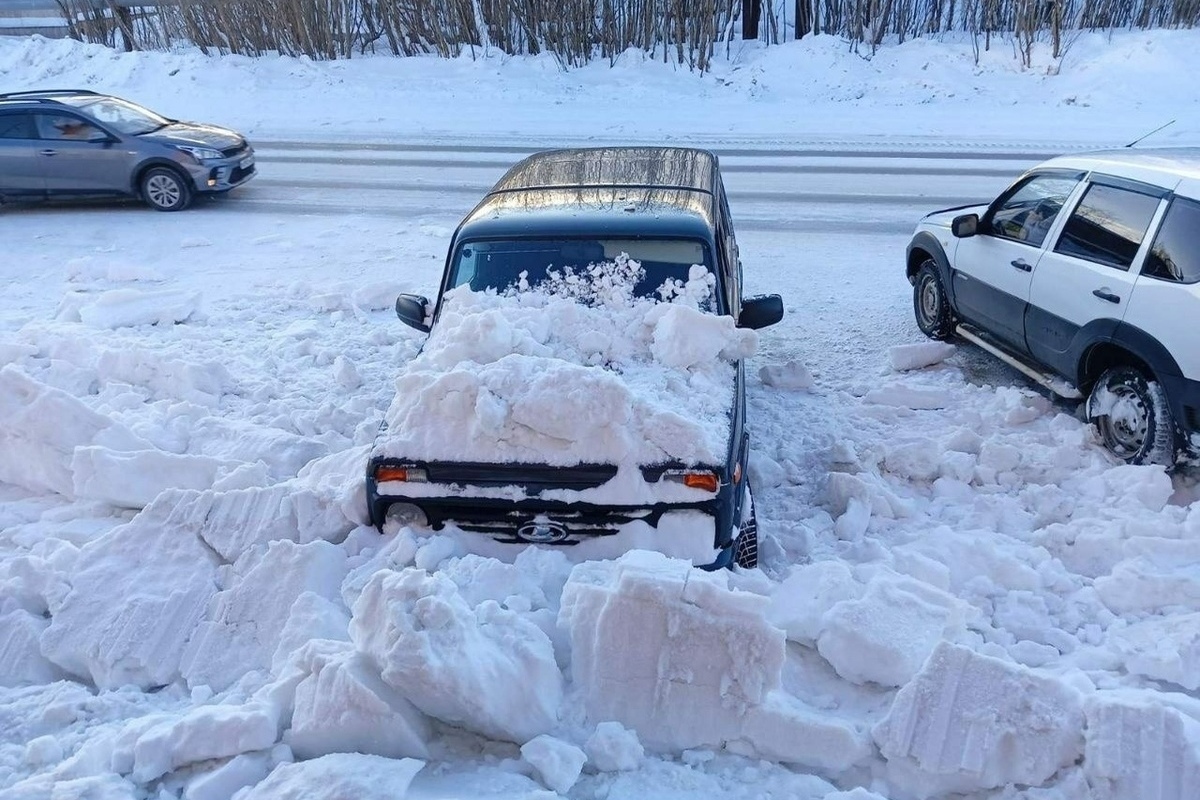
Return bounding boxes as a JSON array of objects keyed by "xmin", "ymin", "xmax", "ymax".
[
  {"xmin": 374, "ymin": 465, "xmax": 428, "ymax": 483},
  {"xmin": 663, "ymin": 470, "xmax": 720, "ymax": 493}
]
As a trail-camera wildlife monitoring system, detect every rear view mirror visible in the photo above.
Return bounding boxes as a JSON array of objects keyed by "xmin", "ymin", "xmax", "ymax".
[
  {"xmin": 395, "ymin": 293, "xmax": 431, "ymax": 333},
  {"xmin": 952, "ymin": 213, "xmax": 979, "ymax": 238},
  {"xmin": 738, "ymin": 294, "xmax": 784, "ymax": 330}
]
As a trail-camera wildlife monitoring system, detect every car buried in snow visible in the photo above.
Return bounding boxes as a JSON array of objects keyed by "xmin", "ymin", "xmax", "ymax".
[
  {"xmin": 907, "ymin": 148, "xmax": 1200, "ymax": 466},
  {"xmin": 365, "ymin": 146, "xmax": 783, "ymax": 569}
]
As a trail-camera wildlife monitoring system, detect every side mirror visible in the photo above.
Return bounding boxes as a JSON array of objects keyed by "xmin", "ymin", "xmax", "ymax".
[
  {"xmin": 395, "ymin": 293, "xmax": 431, "ymax": 333},
  {"xmin": 951, "ymin": 213, "xmax": 979, "ymax": 238},
  {"xmin": 738, "ymin": 294, "xmax": 784, "ymax": 330}
]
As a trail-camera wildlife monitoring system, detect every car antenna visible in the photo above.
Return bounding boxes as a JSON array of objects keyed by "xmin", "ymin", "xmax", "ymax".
[{"xmin": 1125, "ymin": 120, "xmax": 1176, "ymax": 148}]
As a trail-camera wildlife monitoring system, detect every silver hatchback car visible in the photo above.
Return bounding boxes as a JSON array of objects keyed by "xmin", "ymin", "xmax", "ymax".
[{"xmin": 0, "ymin": 90, "xmax": 255, "ymax": 211}]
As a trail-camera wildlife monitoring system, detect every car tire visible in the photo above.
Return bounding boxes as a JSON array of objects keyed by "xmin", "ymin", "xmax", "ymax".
[
  {"xmin": 913, "ymin": 260, "xmax": 954, "ymax": 340},
  {"xmin": 1088, "ymin": 366, "xmax": 1177, "ymax": 466},
  {"xmin": 141, "ymin": 167, "xmax": 193, "ymax": 212},
  {"xmin": 733, "ymin": 484, "xmax": 758, "ymax": 570}
]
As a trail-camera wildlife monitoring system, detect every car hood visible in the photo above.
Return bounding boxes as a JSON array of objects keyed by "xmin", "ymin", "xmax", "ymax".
[
  {"xmin": 921, "ymin": 203, "xmax": 989, "ymax": 228},
  {"xmin": 140, "ymin": 122, "xmax": 245, "ymax": 150}
]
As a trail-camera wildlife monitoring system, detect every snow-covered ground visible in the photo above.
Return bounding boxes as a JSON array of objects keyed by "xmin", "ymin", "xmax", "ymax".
[{"xmin": 2, "ymin": 29, "xmax": 1200, "ymax": 800}]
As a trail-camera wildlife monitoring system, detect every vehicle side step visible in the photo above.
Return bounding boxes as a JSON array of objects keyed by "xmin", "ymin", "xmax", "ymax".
[{"xmin": 955, "ymin": 324, "xmax": 1082, "ymax": 400}]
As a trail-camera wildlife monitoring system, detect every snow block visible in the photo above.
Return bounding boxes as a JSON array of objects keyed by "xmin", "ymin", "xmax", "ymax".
[
  {"xmin": 759, "ymin": 360, "xmax": 814, "ymax": 390},
  {"xmin": 874, "ymin": 642, "xmax": 1085, "ymax": 796},
  {"xmin": 76, "ymin": 287, "xmax": 202, "ymax": 329},
  {"xmin": 889, "ymin": 342, "xmax": 956, "ymax": 372},
  {"xmin": 183, "ymin": 752, "xmax": 276, "ymax": 800},
  {"xmin": 238, "ymin": 754, "xmax": 424, "ymax": 800},
  {"xmin": 72, "ymin": 446, "xmax": 242, "ymax": 509},
  {"xmin": 556, "ymin": 550, "xmax": 870, "ymax": 771},
  {"xmin": 1084, "ymin": 692, "xmax": 1200, "ymax": 800},
  {"xmin": 585, "ymin": 721, "xmax": 644, "ymax": 772},
  {"xmin": 188, "ymin": 416, "xmax": 328, "ymax": 481},
  {"xmin": 1110, "ymin": 613, "xmax": 1200, "ymax": 690},
  {"xmin": 0, "ymin": 365, "xmax": 146, "ymax": 497},
  {"xmin": 0, "ymin": 610, "xmax": 68, "ymax": 686},
  {"xmin": 130, "ymin": 703, "xmax": 278, "ymax": 783},
  {"xmin": 521, "ymin": 734, "xmax": 587, "ymax": 794},
  {"xmin": 39, "ymin": 490, "xmax": 221, "ymax": 689},
  {"xmin": 270, "ymin": 592, "xmax": 351, "ymax": 674},
  {"xmin": 288, "ymin": 645, "xmax": 430, "ymax": 760},
  {"xmin": 1095, "ymin": 538, "xmax": 1200, "ymax": 614},
  {"xmin": 767, "ymin": 561, "xmax": 863, "ymax": 646},
  {"xmin": 180, "ymin": 540, "xmax": 348, "ymax": 691},
  {"xmin": 350, "ymin": 568, "xmax": 562, "ymax": 744},
  {"xmin": 817, "ymin": 575, "xmax": 966, "ymax": 687}
]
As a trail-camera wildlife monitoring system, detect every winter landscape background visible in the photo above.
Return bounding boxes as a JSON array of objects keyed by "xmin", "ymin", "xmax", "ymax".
[{"xmin": 2, "ymin": 27, "xmax": 1200, "ymax": 800}]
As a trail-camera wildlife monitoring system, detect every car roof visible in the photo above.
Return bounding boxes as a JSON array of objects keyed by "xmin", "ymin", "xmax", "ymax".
[
  {"xmin": 455, "ymin": 147, "xmax": 720, "ymax": 244},
  {"xmin": 1040, "ymin": 147, "xmax": 1200, "ymax": 190}
]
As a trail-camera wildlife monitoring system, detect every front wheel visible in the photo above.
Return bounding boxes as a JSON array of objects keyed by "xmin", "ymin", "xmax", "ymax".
[
  {"xmin": 141, "ymin": 167, "xmax": 193, "ymax": 212},
  {"xmin": 1087, "ymin": 366, "xmax": 1177, "ymax": 466},
  {"xmin": 913, "ymin": 260, "xmax": 954, "ymax": 340}
]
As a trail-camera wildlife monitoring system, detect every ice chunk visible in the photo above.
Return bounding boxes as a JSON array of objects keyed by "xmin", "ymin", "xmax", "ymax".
[
  {"xmin": 271, "ymin": 592, "xmax": 351, "ymax": 673},
  {"xmin": 737, "ymin": 691, "xmax": 873, "ymax": 772},
  {"xmin": 187, "ymin": 417, "xmax": 328, "ymax": 480},
  {"xmin": 817, "ymin": 575, "xmax": 966, "ymax": 687},
  {"xmin": 131, "ymin": 703, "xmax": 278, "ymax": 783},
  {"xmin": 350, "ymin": 568, "xmax": 561, "ymax": 744},
  {"xmin": 766, "ymin": 560, "xmax": 863, "ymax": 646},
  {"xmin": 181, "ymin": 540, "xmax": 348, "ymax": 691},
  {"xmin": 759, "ymin": 360, "xmax": 814, "ymax": 390},
  {"xmin": 1110, "ymin": 613, "xmax": 1200, "ymax": 690},
  {"xmin": 0, "ymin": 365, "xmax": 146, "ymax": 497},
  {"xmin": 650, "ymin": 303, "xmax": 757, "ymax": 368},
  {"xmin": 237, "ymin": 754, "xmax": 424, "ymax": 800},
  {"xmin": 520, "ymin": 734, "xmax": 587, "ymax": 794},
  {"xmin": 72, "ymin": 446, "xmax": 243, "ymax": 509},
  {"xmin": 863, "ymin": 385, "xmax": 948, "ymax": 409},
  {"xmin": 0, "ymin": 610, "xmax": 68, "ymax": 686},
  {"xmin": 874, "ymin": 642, "xmax": 1084, "ymax": 795},
  {"xmin": 75, "ymin": 288, "xmax": 202, "ymax": 328},
  {"xmin": 889, "ymin": 342, "xmax": 956, "ymax": 372},
  {"xmin": 1095, "ymin": 538, "xmax": 1200, "ymax": 614},
  {"xmin": 585, "ymin": 721, "xmax": 644, "ymax": 772},
  {"xmin": 183, "ymin": 752, "xmax": 276, "ymax": 800},
  {"xmin": 1085, "ymin": 691, "xmax": 1200, "ymax": 800},
  {"xmin": 288, "ymin": 645, "xmax": 430, "ymax": 760},
  {"xmin": 39, "ymin": 490, "xmax": 221, "ymax": 689}
]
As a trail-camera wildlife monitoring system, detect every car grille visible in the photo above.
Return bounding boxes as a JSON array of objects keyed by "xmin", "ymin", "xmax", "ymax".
[
  {"xmin": 416, "ymin": 462, "xmax": 619, "ymax": 491},
  {"xmin": 1185, "ymin": 405, "xmax": 1199, "ymax": 432},
  {"xmin": 230, "ymin": 163, "xmax": 256, "ymax": 183},
  {"xmin": 222, "ymin": 143, "xmax": 248, "ymax": 158}
]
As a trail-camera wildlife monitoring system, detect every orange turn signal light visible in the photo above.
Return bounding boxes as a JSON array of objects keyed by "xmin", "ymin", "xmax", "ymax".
[
  {"xmin": 374, "ymin": 465, "xmax": 427, "ymax": 483},
  {"xmin": 682, "ymin": 472, "xmax": 720, "ymax": 492}
]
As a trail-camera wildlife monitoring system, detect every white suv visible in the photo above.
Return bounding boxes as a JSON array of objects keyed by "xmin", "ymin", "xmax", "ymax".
[{"xmin": 906, "ymin": 149, "xmax": 1200, "ymax": 465}]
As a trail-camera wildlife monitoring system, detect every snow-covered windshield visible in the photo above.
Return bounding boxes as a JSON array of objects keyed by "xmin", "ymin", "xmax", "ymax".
[
  {"xmin": 448, "ymin": 237, "xmax": 715, "ymax": 309},
  {"xmin": 61, "ymin": 96, "xmax": 171, "ymax": 135}
]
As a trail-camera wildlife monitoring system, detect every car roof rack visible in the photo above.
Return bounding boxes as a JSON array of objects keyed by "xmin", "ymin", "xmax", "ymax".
[{"xmin": 0, "ymin": 89, "xmax": 101, "ymax": 99}]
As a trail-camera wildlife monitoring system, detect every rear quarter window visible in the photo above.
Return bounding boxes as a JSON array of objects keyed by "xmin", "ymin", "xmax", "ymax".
[{"xmin": 1141, "ymin": 197, "xmax": 1200, "ymax": 284}]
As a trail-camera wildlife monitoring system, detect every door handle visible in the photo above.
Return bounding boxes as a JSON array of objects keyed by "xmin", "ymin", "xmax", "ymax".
[
  {"xmin": 1010, "ymin": 259, "xmax": 1032, "ymax": 272},
  {"xmin": 1092, "ymin": 288, "xmax": 1121, "ymax": 304},
  {"xmin": 39, "ymin": 149, "xmax": 57, "ymax": 156}
]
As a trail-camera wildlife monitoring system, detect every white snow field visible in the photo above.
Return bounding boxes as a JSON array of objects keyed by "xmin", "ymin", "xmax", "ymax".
[{"xmin": 3, "ymin": 29, "xmax": 1200, "ymax": 800}]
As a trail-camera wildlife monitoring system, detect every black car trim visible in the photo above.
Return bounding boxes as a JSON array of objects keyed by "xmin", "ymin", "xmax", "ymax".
[{"xmin": 1086, "ymin": 172, "xmax": 1172, "ymax": 199}]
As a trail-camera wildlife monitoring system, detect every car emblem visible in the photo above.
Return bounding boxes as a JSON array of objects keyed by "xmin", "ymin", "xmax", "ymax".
[{"xmin": 515, "ymin": 520, "xmax": 569, "ymax": 544}]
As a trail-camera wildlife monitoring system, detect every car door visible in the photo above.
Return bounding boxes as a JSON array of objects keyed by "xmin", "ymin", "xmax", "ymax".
[
  {"xmin": 32, "ymin": 111, "xmax": 133, "ymax": 194},
  {"xmin": 951, "ymin": 171, "xmax": 1085, "ymax": 352},
  {"xmin": 0, "ymin": 111, "xmax": 46, "ymax": 196},
  {"xmin": 1025, "ymin": 176, "xmax": 1167, "ymax": 377}
]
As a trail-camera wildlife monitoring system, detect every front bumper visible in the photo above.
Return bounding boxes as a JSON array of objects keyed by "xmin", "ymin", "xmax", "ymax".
[{"xmin": 183, "ymin": 148, "xmax": 256, "ymax": 193}]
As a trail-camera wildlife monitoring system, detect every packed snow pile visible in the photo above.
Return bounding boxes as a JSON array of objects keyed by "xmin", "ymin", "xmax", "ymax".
[{"xmin": 376, "ymin": 260, "xmax": 756, "ymax": 468}]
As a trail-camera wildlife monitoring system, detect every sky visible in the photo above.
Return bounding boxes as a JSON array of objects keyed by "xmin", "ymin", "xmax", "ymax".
[{"xmin": 2, "ymin": 28, "xmax": 1200, "ymax": 800}]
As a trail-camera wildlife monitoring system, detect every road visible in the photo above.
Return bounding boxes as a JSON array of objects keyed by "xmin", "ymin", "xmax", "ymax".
[{"xmin": 238, "ymin": 140, "xmax": 1052, "ymax": 235}]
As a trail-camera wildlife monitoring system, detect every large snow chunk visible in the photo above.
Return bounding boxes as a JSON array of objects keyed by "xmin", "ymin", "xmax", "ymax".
[
  {"xmin": 817, "ymin": 574, "xmax": 967, "ymax": 687},
  {"xmin": 1084, "ymin": 691, "xmax": 1200, "ymax": 800},
  {"xmin": 0, "ymin": 610, "xmax": 68, "ymax": 686},
  {"xmin": 1095, "ymin": 538, "xmax": 1200, "ymax": 614},
  {"xmin": 520, "ymin": 734, "xmax": 587, "ymax": 794},
  {"xmin": 375, "ymin": 276, "xmax": 750, "ymax": 468},
  {"xmin": 1110, "ymin": 613, "xmax": 1200, "ymax": 690},
  {"xmin": 585, "ymin": 721, "xmax": 644, "ymax": 772},
  {"xmin": 0, "ymin": 365, "xmax": 146, "ymax": 497},
  {"xmin": 72, "ymin": 446, "xmax": 242, "ymax": 509},
  {"xmin": 873, "ymin": 642, "xmax": 1085, "ymax": 796},
  {"xmin": 767, "ymin": 561, "xmax": 864, "ymax": 646},
  {"xmin": 559, "ymin": 550, "xmax": 870, "ymax": 770},
  {"xmin": 271, "ymin": 592, "xmax": 351, "ymax": 673},
  {"xmin": 74, "ymin": 287, "xmax": 202, "ymax": 328},
  {"xmin": 183, "ymin": 751, "xmax": 278, "ymax": 800},
  {"xmin": 350, "ymin": 568, "xmax": 562, "ymax": 744},
  {"xmin": 39, "ymin": 490, "xmax": 221, "ymax": 689},
  {"xmin": 238, "ymin": 754, "xmax": 424, "ymax": 800},
  {"xmin": 288, "ymin": 643, "xmax": 430, "ymax": 760},
  {"xmin": 889, "ymin": 342, "xmax": 956, "ymax": 372},
  {"xmin": 130, "ymin": 703, "xmax": 278, "ymax": 783},
  {"xmin": 181, "ymin": 540, "xmax": 347, "ymax": 691}
]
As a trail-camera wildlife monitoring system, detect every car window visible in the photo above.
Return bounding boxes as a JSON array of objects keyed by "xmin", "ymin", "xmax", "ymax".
[
  {"xmin": 1141, "ymin": 196, "xmax": 1200, "ymax": 284},
  {"xmin": 988, "ymin": 174, "xmax": 1080, "ymax": 247},
  {"xmin": 0, "ymin": 112, "xmax": 36, "ymax": 140},
  {"xmin": 1052, "ymin": 183, "xmax": 1162, "ymax": 271},
  {"xmin": 34, "ymin": 113, "xmax": 102, "ymax": 141}
]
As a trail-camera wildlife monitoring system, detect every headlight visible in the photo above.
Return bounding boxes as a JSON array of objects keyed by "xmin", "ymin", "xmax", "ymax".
[{"xmin": 175, "ymin": 145, "xmax": 224, "ymax": 162}]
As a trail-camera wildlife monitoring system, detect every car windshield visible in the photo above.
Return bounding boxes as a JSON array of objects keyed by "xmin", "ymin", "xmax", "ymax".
[
  {"xmin": 448, "ymin": 237, "xmax": 715, "ymax": 307},
  {"xmin": 61, "ymin": 96, "xmax": 171, "ymax": 135}
]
